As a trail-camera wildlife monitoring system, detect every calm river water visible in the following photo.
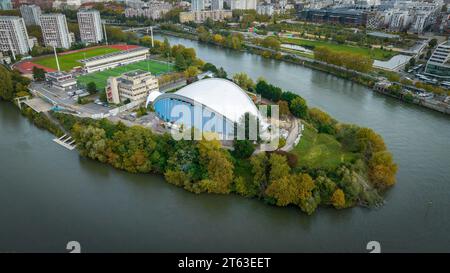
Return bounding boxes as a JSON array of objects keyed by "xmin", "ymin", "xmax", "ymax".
[{"xmin": 0, "ymin": 35, "xmax": 449, "ymax": 252}]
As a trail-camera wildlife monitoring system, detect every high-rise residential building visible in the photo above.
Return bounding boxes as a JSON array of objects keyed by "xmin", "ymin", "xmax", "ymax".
[
  {"xmin": 19, "ymin": 4, "xmax": 42, "ymax": 26},
  {"xmin": 230, "ymin": 0, "xmax": 256, "ymax": 10},
  {"xmin": 0, "ymin": 0, "xmax": 12, "ymax": 10},
  {"xmin": 40, "ymin": 13, "xmax": 72, "ymax": 49},
  {"xmin": 192, "ymin": 0, "xmax": 204, "ymax": 11},
  {"xmin": 0, "ymin": 16, "xmax": 31, "ymax": 55},
  {"xmin": 77, "ymin": 9, "xmax": 103, "ymax": 44},
  {"xmin": 211, "ymin": 0, "xmax": 223, "ymax": 10}
]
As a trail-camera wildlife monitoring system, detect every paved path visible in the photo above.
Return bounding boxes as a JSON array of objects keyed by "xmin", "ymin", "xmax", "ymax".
[{"xmin": 281, "ymin": 117, "xmax": 301, "ymax": 152}]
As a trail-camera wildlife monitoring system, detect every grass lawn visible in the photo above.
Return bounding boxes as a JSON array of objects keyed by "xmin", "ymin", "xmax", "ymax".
[
  {"xmin": 292, "ymin": 123, "xmax": 359, "ymax": 170},
  {"xmin": 77, "ymin": 60, "xmax": 174, "ymax": 91},
  {"xmin": 280, "ymin": 37, "xmax": 396, "ymax": 61},
  {"xmin": 33, "ymin": 47, "xmax": 120, "ymax": 71}
]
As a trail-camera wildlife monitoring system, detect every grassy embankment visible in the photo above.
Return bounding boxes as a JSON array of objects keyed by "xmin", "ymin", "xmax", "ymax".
[{"xmin": 280, "ymin": 37, "xmax": 396, "ymax": 61}]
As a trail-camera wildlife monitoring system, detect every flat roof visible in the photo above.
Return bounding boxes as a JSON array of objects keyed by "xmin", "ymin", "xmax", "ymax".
[
  {"xmin": 79, "ymin": 46, "xmax": 148, "ymax": 63},
  {"xmin": 368, "ymin": 31, "xmax": 400, "ymax": 39},
  {"xmin": 373, "ymin": 54, "xmax": 411, "ymax": 71}
]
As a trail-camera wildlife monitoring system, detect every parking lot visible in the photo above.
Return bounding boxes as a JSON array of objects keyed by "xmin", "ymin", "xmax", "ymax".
[{"xmin": 29, "ymin": 82, "xmax": 111, "ymax": 117}]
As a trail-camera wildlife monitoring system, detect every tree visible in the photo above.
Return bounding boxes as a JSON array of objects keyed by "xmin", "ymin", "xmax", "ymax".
[
  {"xmin": 331, "ymin": 189, "xmax": 346, "ymax": 209},
  {"xmin": 268, "ymin": 153, "xmax": 291, "ymax": 182},
  {"xmin": 233, "ymin": 140, "xmax": 255, "ymax": 159},
  {"xmin": 32, "ymin": 66, "xmax": 46, "ymax": 81},
  {"xmin": 215, "ymin": 67, "xmax": 227, "ymax": 78},
  {"xmin": 261, "ymin": 36, "xmax": 281, "ymax": 50},
  {"xmin": 175, "ymin": 52, "xmax": 187, "ymax": 71},
  {"xmin": 265, "ymin": 175, "xmax": 298, "ymax": 206},
  {"xmin": 233, "ymin": 72, "xmax": 254, "ymax": 90},
  {"xmin": 0, "ymin": 66, "xmax": 14, "ymax": 101},
  {"xmin": 289, "ymin": 96, "xmax": 308, "ymax": 119},
  {"xmin": 184, "ymin": 66, "xmax": 200, "ymax": 79},
  {"xmin": 278, "ymin": 100, "xmax": 290, "ymax": 118},
  {"xmin": 428, "ymin": 38, "xmax": 438, "ymax": 48},
  {"xmin": 368, "ymin": 151, "xmax": 398, "ymax": 189},
  {"xmin": 87, "ymin": 82, "xmax": 97, "ymax": 94}
]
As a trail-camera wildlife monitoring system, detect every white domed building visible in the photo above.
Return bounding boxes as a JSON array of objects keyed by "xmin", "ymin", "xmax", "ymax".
[{"xmin": 146, "ymin": 78, "xmax": 265, "ymax": 138}]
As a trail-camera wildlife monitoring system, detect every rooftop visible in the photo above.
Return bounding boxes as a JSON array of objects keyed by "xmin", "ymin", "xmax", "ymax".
[{"xmin": 79, "ymin": 46, "xmax": 148, "ymax": 63}]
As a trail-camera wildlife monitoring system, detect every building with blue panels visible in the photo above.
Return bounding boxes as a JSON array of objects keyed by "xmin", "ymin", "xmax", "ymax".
[{"xmin": 147, "ymin": 78, "xmax": 262, "ymax": 138}]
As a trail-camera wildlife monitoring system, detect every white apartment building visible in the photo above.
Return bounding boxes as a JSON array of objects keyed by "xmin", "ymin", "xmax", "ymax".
[
  {"xmin": 124, "ymin": 1, "xmax": 173, "ymax": 20},
  {"xmin": 179, "ymin": 10, "xmax": 232, "ymax": 23},
  {"xmin": 77, "ymin": 9, "xmax": 103, "ymax": 44},
  {"xmin": 40, "ymin": 13, "xmax": 72, "ymax": 49},
  {"xmin": 230, "ymin": 0, "xmax": 257, "ymax": 10},
  {"xmin": 106, "ymin": 69, "xmax": 159, "ymax": 104},
  {"xmin": 20, "ymin": 5, "xmax": 42, "ymax": 26},
  {"xmin": 0, "ymin": 16, "xmax": 31, "ymax": 56},
  {"xmin": 256, "ymin": 3, "xmax": 274, "ymax": 16},
  {"xmin": 192, "ymin": 0, "xmax": 204, "ymax": 11},
  {"xmin": 211, "ymin": 0, "xmax": 223, "ymax": 10}
]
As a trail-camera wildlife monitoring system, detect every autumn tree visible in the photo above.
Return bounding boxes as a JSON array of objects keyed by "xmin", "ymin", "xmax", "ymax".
[
  {"xmin": 368, "ymin": 151, "xmax": 398, "ymax": 189},
  {"xmin": 233, "ymin": 72, "xmax": 254, "ymax": 90},
  {"xmin": 331, "ymin": 189, "xmax": 346, "ymax": 209}
]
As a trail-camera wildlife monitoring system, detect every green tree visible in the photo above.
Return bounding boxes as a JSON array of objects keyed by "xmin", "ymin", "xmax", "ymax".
[
  {"xmin": 32, "ymin": 66, "xmax": 46, "ymax": 81},
  {"xmin": 289, "ymin": 96, "xmax": 308, "ymax": 119},
  {"xmin": 0, "ymin": 66, "xmax": 14, "ymax": 101},
  {"xmin": 233, "ymin": 72, "xmax": 254, "ymax": 90},
  {"xmin": 233, "ymin": 140, "xmax": 255, "ymax": 159},
  {"xmin": 87, "ymin": 82, "xmax": 97, "ymax": 94}
]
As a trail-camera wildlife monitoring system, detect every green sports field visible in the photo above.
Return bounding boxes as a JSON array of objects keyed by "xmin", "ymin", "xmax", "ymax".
[
  {"xmin": 33, "ymin": 47, "xmax": 120, "ymax": 71},
  {"xmin": 77, "ymin": 60, "xmax": 173, "ymax": 90}
]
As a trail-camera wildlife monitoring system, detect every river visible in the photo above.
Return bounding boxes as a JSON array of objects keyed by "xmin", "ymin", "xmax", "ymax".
[{"xmin": 0, "ymin": 34, "xmax": 449, "ymax": 252}]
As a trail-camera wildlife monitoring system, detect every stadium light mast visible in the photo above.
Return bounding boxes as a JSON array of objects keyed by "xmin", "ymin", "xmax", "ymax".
[
  {"xmin": 52, "ymin": 44, "xmax": 61, "ymax": 72},
  {"xmin": 102, "ymin": 20, "xmax": 108, "ymax": 46},
  {"xmin": 150, "ymin": 26, "xmax": 154, "ymax": 47}
]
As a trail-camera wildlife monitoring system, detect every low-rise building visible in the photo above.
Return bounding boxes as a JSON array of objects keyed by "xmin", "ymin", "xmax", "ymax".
[
  {"xmin": 106, "ymin": 69, "xmax": 159, "ymax": 104},
  {"xmin": 45, "ymin": 71, "xmax": 77, "ymax": 92},
  {"xmin": 80, "ymin": 46, "xmax": 149, "ymax": 73},
  {"xmin": 179, "ymin": 10, "xmax": 232, "ymax": 23}
]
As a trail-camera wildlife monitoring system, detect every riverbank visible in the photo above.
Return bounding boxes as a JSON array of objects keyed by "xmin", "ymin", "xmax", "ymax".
[
  {"xmin": 1, "ymin": 39, "xmax": 450, "ymax": 251},
  {"xmin": 154, "ymin": 29, "xmax": 450, "ymax": 116},
  {"xmin": 1, "ymin": 58, "xmax": 397, "ymax": 215}
]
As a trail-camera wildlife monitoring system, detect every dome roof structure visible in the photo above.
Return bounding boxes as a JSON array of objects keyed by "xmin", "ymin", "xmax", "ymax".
[{"xmin": 150, "ymin": 78, "xmax": 261, "ymax": 123}]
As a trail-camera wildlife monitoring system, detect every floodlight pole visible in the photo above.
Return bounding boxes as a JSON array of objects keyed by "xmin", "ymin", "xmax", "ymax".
[
  {"xmin": 150, "ymin": 26, "xmax": 154, "ymax": 48},
  {"xmin": 53, "ymin": 45, "xmax": 61, "ymax": 72}
]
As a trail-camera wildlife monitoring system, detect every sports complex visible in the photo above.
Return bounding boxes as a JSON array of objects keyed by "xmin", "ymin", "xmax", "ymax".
[{"xmin": 17, "ymin": 44, "xmax": 173, "ymax": 91}]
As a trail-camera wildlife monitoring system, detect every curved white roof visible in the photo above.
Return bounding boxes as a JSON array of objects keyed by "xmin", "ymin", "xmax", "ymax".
[
  {"xmin": 154, "ymin": 78, "xmax": 260, "ymax": 123},
  {"xmin": 146, "ymin": 91, "xmax": 162, "ymax": 107}
]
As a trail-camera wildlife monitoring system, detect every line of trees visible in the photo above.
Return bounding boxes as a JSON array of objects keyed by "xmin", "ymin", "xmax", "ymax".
[{"xmin": 314, "ymin": 46, "xmax": 373, "ymax": 73}]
